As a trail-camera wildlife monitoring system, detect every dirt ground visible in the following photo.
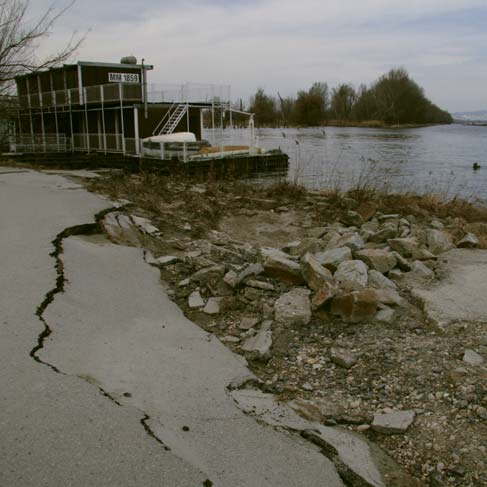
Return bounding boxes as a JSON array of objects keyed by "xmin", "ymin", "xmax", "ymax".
[{"xmin": 84, "ymin": 171, "xmax": 487, "ymax": 487}]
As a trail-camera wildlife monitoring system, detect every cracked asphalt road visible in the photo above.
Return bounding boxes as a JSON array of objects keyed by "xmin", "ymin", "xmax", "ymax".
[
  {"xmin": 0, "ymin": 170, "xmax": 207, "ymax": 486},
  {"xmin": 0, "ymin": 170, "xmax": 344, "ymax": 486}
]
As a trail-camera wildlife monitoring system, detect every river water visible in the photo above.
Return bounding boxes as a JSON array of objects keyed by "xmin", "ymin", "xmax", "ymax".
[{"xmin": 205, "ymin": 124, "xmax": 487, "ymax": 202}]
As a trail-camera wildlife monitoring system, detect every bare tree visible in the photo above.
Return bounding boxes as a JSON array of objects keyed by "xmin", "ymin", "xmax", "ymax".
[{"xmin": 0, "ymin": 0, "xmax": 84, "ymax": 94}]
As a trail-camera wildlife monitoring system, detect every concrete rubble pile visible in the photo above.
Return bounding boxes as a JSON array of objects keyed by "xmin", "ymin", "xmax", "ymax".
[
  {"xmin": 102, "ymin": 206, "xmax": 481, "ymax": 361},
  {"xmin": 100, "ymin": 197, "xmax": 486, "ymax": 487}
]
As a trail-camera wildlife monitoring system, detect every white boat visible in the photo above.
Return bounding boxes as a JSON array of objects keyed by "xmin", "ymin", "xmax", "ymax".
[
  {"xmin": 141, "ymin": 132, "xmax": 210, "ymax": 159},
  {"xmin": 141, "ymin": 132, "xmax": 266, "ymax": 161}
]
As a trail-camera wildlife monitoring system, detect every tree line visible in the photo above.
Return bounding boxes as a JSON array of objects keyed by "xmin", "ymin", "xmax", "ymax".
[{"xmin": 243, "ymin": 68, "xmax": 452, "ymax": 127}]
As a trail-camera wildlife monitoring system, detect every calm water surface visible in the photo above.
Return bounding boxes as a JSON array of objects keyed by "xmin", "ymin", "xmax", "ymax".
[{"xmin": 206, "ymin": 124, "xmax": 487, "ymax": 202}]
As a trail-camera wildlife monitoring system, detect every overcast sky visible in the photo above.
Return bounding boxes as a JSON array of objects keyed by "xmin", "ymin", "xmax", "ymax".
[{"xmin": 32, "ymin": 0, "xmax": 487, "ymax": 112}]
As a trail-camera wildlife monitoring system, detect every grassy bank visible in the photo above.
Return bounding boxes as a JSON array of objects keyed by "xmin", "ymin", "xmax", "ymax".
[{"xmin": 87, "ymin": 171, "xmax": 487, "ymax": 249}]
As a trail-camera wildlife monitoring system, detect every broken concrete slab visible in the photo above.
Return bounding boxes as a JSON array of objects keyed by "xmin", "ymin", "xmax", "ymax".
[
  {"xmin": 411, "ymin": 250, "xmax": 487, "ymax": 327},
  {"xmin": 372, "ymin": 410, "xmax": 415, "ymax": 435},
  {"xmin": 154, "ymin": 255, "xmax": 180, "ymax": 266},
  {"xmin": 101, "ymin": 212, "xmax": 142, "ymax": 246},
  {"xmin": 241, "ymin": 321, "xmax": 273, "ymax": 358},
  {"xmin": 231, "ymin": 389, "xmax": 420, "ymax": 487}
]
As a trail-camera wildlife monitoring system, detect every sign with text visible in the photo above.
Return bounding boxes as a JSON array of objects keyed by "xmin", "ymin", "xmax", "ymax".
[{"xmin": 108, "ymin": 72, "xmax": 140, "ymax": 83}]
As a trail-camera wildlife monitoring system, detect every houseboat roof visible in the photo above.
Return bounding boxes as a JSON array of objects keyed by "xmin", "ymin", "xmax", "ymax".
[{"xmin": 15, "ymin": 60, "xmax": 153, "ymax": 81}]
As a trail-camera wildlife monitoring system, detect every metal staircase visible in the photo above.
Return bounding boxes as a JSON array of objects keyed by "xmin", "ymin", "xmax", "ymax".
[{"xmin": 152, "ymin": 103, "xmax": 188, "ymax": 136}]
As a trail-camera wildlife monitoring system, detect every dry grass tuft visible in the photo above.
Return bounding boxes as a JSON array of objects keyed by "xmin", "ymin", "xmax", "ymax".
[{"xmin": 264, "ymin": 179, "xmax": 307, "ymax": 201}]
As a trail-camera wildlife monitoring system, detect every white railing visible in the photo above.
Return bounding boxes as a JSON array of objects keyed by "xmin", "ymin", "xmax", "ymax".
[
  {"xmin": 17, "ymin": 82, "xmax": 231, "ymax": 109},
  {"xmin": 71, "ymin": 134, "xmax": 139, "ymax": 156},
  {"xmin": 18, "ymin": 83, "xmax": 143, "ymax": 109},
  {"xmin": 13, "ymin": 134, "xmax": 69, "ymax": 153},
  {"xmin": 147, "ymin": 82, "xmax": 231, "ymax": 105},
  {"xmin": 19, "ymin": 88, "xmax": 81, "ymax": 109}
]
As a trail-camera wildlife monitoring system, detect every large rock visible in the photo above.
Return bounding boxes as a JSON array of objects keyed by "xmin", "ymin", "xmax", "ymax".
[
  {"xmin": 306, "ymin": 227, "xmax": 329, "ymax": 239},
  {"xmin": 372, "ymin": 288, "xmax": 405, "ymax": 307},
  {"xmin": 457, "ymin": 233, "xmax": 480, "ymax": 249},
  {"xmin": 241, "ymin": 321, "xmax": 273, "ymax": 358},
  {"xmin": 203, "ymin": 297, "xmax": 222, "ymax": 315},
  {"xmin": 274, "ymin": 288, "xmax": 312, "ymax": 326},
  {"xmin": 387, "ymin": 238, "xmax": 419, "ymax": 257},
  {"xmin": 355, "ymin": 249, "xmax": 397, "ymax": 274},
  {"xmin": 328, "ymin": 233, "xmax": 365, "ymax": 252},
  {"xmin": 188, "ymin": 291, "xmax": 205, "ymax": 309},
  {"xmin": 330, "ymin": 289, "xmax": 379, "ymax": 323},
  {"xmin": 372, "ymin": 410, "xmax": 415, "ymax": 435},
  {"xmin": 410, "ymin": 261, "xmax": 434, "ymax": 279},
  {"xmin": 263, "ymin": 249, "xmax": 305, "ymax": 285},
  {"xmin": 301, "ymin": 253, "xmax": 335, "ymax": 291},
  {"xmin": 310, "ymin": 282, "xmax": 337, "ymax": 310},
  {"xmin": 334, "ymin": 260, "xmax": 368, "ymax": 291},
  {"xmin": 463, "ymin": 349, "xmax": 484, "ymax": 366},
  {"xmin": 368, "ymin": 270, "xmax": 397, "ymax": 290},
  {"xmin": 375, "ymin": 306, "xmax": 395, "ymax": 324},
  {"xmin": 426, "ymin": 229, "xmax": 454, "ymax": 255},
  {"xmin": 286, "ymin": 238, "xmax": 324, "ymax": 257},
  {"xmin": 341, "ymin": 210, "xmax": 363, "ymax": 226},
  {"xmin": 391, "ymin": 251, "xmax": 411, "ymax": 271},
  {"xmin": 369, "ymin": 225, "xmax": 397, "ymax": 244},
  {"xmin": 411, "ymin": 248, "xmax": 437, "ymax": 261},
  {"xmin": 313, "ymin": 247, "xmax": 352, "ymax": 272}
]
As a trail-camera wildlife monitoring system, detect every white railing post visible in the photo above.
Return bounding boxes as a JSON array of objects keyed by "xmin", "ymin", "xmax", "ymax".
[
  {"xmin": 84, "ymin": 88, "xmax": 90, "ymax": 153},
  {"xmin": 186, "ymin": 101, "xmax": 189, "ymax": 132},
  {"xmin": 101, "ymin": 85, "xmax": 107, "ymax": 154},
  {"xmin": 119, "ymin": 83, "xmax": 126, "ymax": 155},
  {"xmin": 134, "ymin": 107, "xmax": 140, "ymax": 156},
  {"xmin": 249, "ymin": 115, "xmax": 255, "ymax": 155}
]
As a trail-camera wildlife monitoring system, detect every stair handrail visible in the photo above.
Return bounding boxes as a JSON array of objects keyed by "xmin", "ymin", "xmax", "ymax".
[
  {"xmin": 152, "ymin": 102, "xmax": 177, "ymax": 136},
  {"xmin": 157, "ymin": 104, "xmax": 188, "ymax": 135}
]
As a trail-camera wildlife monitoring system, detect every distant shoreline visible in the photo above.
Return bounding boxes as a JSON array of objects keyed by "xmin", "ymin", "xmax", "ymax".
[
  {"xmin": 247, "ymin": 121, "xmax": 452, "ymax": 130},
  {"xmin": 321, "ymin": 120, "xmax": 449, "ymax": 129}
]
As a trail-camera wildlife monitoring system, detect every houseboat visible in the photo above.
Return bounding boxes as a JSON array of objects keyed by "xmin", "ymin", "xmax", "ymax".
[{"xmin": 7, "ymin": 57, "xmax": 288, "ymax": 175}]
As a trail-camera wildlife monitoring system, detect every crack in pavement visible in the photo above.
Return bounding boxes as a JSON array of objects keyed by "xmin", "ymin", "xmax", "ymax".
[{"xmin": 29, "ymin": 207, "xmax": 177, "ymax": 459}]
